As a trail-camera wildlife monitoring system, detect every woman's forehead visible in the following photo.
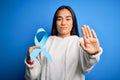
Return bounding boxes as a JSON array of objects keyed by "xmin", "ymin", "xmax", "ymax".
[{"xmin": 57, "ymin": 9, "xmax": 72, "ymax": 16}]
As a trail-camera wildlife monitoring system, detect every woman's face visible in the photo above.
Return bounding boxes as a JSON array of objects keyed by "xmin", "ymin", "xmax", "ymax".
[{"xmin": 56, "ymin": 9, "xmax": 73, "ymax": 38}]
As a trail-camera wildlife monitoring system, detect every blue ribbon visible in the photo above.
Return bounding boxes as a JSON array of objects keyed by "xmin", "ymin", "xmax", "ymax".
[{"xmin": 30, "ymin": 28, "xmax": 52, "ymax": 62}]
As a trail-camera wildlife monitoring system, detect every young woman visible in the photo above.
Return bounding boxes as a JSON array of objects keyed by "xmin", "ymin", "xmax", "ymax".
[{"xmin": 25, "ymin": 5, "xmax": 103, "ymax": 80}]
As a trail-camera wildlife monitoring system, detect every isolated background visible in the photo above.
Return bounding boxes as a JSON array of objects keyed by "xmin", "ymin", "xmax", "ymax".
[{"xmin": 0, "ymin": 0, "xmax": 120, "ymax": 80}]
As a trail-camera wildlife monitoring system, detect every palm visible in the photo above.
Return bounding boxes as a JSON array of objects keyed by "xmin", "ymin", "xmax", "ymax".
[{"xmin": 80, "ymin": 25, "xmax": 100, "ymax": 54}]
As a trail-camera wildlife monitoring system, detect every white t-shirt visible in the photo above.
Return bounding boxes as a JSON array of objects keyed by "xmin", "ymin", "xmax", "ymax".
[{"xmin": 25, "ymin": 35, "xmax": 102, "ymax": 80}]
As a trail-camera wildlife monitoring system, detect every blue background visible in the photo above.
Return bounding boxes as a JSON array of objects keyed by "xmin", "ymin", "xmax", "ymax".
[{"xmin": 0, "ymin": 0, "xmax": 120, "ymax": 80}]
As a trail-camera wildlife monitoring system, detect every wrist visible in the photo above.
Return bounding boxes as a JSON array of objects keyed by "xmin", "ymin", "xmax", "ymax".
[
  {"xmin": 91, "ymin": 48, "xmax": 101, "ymax": 55},
  {"xmin": 27, "ymin": 60, "xmax": 34, "ymax": 65},
  {"xmin": 26, "ymin": 56, "xmax": 34, "ymax": 65}
]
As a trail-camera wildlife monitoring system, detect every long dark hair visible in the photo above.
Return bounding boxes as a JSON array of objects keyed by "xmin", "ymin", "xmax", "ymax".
[{"xmin": 51, "ymin": 5, "xmax": 79, "ymax": 36}]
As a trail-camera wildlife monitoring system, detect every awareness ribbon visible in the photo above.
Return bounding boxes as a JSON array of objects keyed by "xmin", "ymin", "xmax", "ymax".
[{"xmin": 30, "ymin": 28, "xmax": 52, "ymax": 62}]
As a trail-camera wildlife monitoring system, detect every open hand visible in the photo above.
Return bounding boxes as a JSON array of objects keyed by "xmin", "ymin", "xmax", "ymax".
[{"xmin": 80, "ymin": 25, "xmax": 101, "ymax": 55}]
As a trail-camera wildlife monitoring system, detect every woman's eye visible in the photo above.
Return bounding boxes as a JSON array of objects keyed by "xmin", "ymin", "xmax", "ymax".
[
  {"xmin": 66, "ymin": 19, "xmax": 71, "ymax": 21},
  {"xmin": 57, "ymin": 18, "xmax": 62, "ymax": 21}
]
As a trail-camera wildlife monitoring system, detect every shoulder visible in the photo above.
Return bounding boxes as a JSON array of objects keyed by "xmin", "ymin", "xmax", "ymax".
[
  {"xmin": 48, "ymin": 36, "xmax": 56, "ymax": 40},
  {"xmin": 44, "ymin": 36, "xmax": 55, "ymax": 47},
  {"xmin": 71, "ymin": 35, "xmax": 83, "ymax": 41},
  {"xmin": 46, "ymin": 36, "xmax": 56, "ymax": 43}
]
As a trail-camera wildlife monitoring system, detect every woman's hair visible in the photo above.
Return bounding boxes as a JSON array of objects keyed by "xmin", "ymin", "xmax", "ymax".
[{"xmin": 51, "ymin": 5, "xmax": 79, "ymax": 36}]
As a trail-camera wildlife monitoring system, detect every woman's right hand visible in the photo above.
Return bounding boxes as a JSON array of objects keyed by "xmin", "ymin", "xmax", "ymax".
[{"xmin": 27, "ymin": 46, "xmax": 40, "ymax": 61}]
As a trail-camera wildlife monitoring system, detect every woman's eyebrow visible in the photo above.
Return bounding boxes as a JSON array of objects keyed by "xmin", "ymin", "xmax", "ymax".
[
  {"xmin": 57, "ymin": 16, "xmax": 62, "ymax": 18},
  {"xmin": 66, "ymin": 16, "xmax": 72, "ymax": 18},
  {"xmin": 57, "ymin": 16, "xmax": 72, "ymax": 18}
]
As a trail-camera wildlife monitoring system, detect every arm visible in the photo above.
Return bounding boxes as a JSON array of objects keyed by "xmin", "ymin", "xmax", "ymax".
[
  {"xmin": 79, "ymin": 25, "xmax": 103, "ymax": 73},
  {"xmin": 79, "ymin": 45, "xmax": 103, "ymax": 73},
  {"xmin": 25, "ymin": 46, "xmax": 41, "ymax": 80}
]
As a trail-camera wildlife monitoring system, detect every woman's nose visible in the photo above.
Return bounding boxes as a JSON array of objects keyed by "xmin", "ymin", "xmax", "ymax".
[{"xmin": 61, "ymin": 19, "xmax": 66, "ymax": 25}]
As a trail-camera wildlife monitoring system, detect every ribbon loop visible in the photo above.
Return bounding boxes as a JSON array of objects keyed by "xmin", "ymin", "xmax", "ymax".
[{"xmin": 30, "ymin": 28, "xmax": 52, "ymax": 62}]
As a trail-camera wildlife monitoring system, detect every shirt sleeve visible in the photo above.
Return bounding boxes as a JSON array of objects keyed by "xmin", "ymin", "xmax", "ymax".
[
  {"xmin": 79, "ymin": 38, "xmax": 103, "ymax": 73},
  {"xmin": 25, "ymin": 53, "xmax": 41, "ymax": 80}
]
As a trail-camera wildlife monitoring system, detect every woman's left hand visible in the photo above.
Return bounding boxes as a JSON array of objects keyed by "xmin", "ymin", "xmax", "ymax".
[{"xmin": 80, "ymin": 25, "xmax": 101, "ymax": 55}]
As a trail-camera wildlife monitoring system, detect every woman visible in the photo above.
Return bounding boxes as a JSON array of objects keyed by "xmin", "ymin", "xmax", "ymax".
[{"xmin": 25, "ymin": 5, "xmax": 103, "ymax": 80}]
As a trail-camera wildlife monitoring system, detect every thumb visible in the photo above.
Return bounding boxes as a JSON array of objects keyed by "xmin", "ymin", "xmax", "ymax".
[{"xmin": 80, "ymin": 41, "xmax": 86, "ymax": 51}]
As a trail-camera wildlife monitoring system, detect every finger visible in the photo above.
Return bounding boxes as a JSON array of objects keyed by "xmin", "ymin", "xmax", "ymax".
[
  {"xmin": 84, "ymin": 25, "xmax": 89, "ymax": 38},
  {"xmin": 32, "ymin": 46, "xmax": 41, "ymax": 49},
  {"xmin": 86, "ymin": 25, "xmax": 92, "ymax": 37},
  {"xmin": 80, "ymin": 41, "xmax": 86, "ymax": 51},
  {"xmin": 82, "ymin": 25, "xmax": 89, "ymax": 44},
  {"xmin": 82, "ymin": 25, "xmax": 88, "ymax": 39},
  {"xmin": 81, "ymin": 26, "xmax": 86, "ymax": 39},
  {"xmin": 91, "ymin": 29, "xmax": 97, "ymax": 38},
  {"xmin": 28, "ymin": 46, "xmax": 40, "ymax": 54}
]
